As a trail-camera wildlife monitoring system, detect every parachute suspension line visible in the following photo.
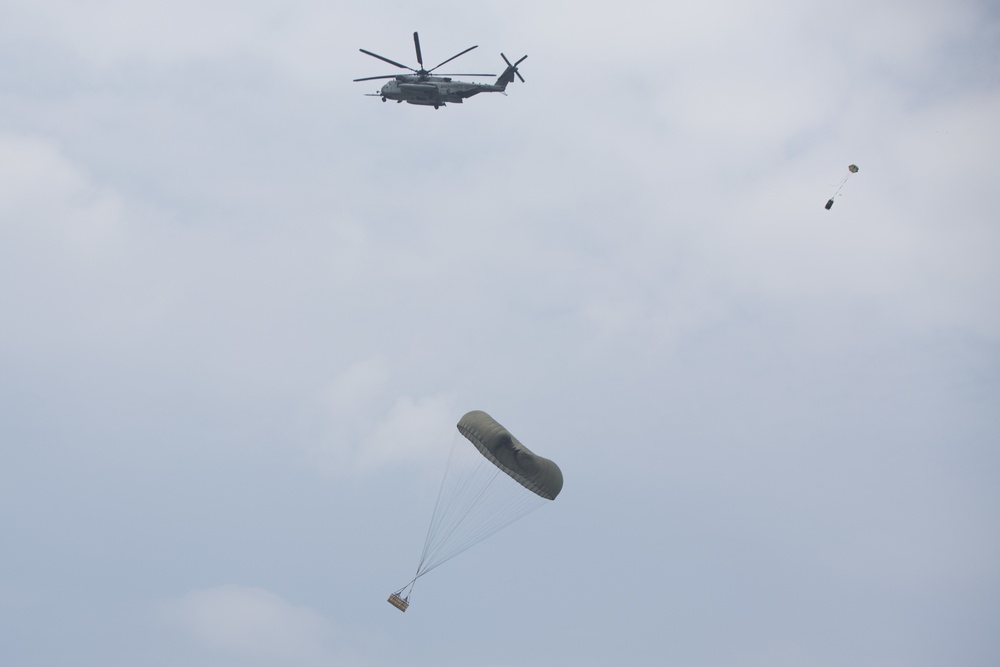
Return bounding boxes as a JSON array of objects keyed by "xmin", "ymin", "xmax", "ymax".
[
  {"xmin": 410, "ymin": 432, "xmax": 549, "ymax": 582},
  {"xmin": 417, "ymin": 470, "xmax": 544, "ymax": 577},
  {"xmin": 417, "ymin": 448, "xmax": 506, "ymax": 574},
  {"xmin": 396, "ymin": 434, "xmax": 474, "ymax": 603},
  {"xmin": 416, "ymin": 465, "xmax": 502, "ymax": 577},
  {"xmin": 414, "ymin": 435, "xmax": 501, "ymax": 577},
  {"xmin": 830, "ymin": 172, "xmax": 851, "ymax": 199},
  {"xmin": 396, "ymin": 581, "xmax": 414, "ymax": 602},
  {"xmin": 415, "ymin": 432, "xmax": 466, "ymax": 575},
  {"xmin": 395, "ymin": 578, "xmax": 417, "ymax": 601}
]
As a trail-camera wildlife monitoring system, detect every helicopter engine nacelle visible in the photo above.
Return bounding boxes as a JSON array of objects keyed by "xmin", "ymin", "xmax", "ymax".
[{"xmin": 398, "ymin": 83, "xmax": 437, "ymax": 95}]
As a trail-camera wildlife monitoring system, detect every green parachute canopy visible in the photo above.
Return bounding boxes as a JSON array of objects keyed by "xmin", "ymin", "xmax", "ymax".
[{"xmin": 457, "ymin": 410, "xmax": 563, "ymax": 500}]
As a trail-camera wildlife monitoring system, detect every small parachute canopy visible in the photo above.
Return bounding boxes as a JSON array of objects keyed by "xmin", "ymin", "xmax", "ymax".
[
  {"xmin": 457, "ymin": 410, "xmax": 563, "ymax": 500},
  {"xmin": 825, "ymin": 163, "xmax": 860, "ymax": 210}
]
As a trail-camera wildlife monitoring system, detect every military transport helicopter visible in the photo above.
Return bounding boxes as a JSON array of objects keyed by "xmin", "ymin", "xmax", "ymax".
[{"xmin": 354, "ymin": 32, "xmax": 526, "ymax": 109}]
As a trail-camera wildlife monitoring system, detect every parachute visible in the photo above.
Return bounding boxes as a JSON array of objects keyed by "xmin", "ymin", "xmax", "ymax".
[
  {"xmin": 388, "ymin": 410, "xmax": 563, "ymax": 611},
  {"xmin": 825, "ymin": 164, "xmax": 859, "ymax": 210}
]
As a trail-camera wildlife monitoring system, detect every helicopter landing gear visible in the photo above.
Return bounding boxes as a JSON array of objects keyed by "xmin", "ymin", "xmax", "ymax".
[{"xmin": 381, "ymin": 97, "xmax": 386, "ymax": 102}]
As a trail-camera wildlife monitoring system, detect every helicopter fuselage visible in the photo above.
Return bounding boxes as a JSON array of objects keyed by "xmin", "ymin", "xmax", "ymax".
[
  {"xmin": 378, "ymin": 76, "xmax": 504, "ymax": 107},
  {"xmin": 354, "ymin": 32, "xmax": 525, "ymax": 109}
]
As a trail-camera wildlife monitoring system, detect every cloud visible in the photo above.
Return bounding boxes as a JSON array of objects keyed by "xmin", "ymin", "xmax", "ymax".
[
  {"xmin": 163, "ymin": 585, "xmax": 332, "ymax": 661},
  {"xmin": 322, "ymin": 356, "xmax": 391, "ymax": 415},
  {"xmin": 355, "ymin": 393, "xmax": 456, "ymax": 470},
  {"xmin": 0, "ymin": 133, "xmax": 145, "ymax": 379},
  {"xmin": 0, "ymin": 134, "xmax": 125, "ymax": 259},
  {"xmin": 307, "ymin": 357, "xmax": 457, "ymax": 474}
]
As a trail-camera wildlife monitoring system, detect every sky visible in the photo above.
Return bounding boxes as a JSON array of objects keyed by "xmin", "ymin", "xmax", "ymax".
[{"xmin": 1, "ymin": 1, "xmax": 998, "ymax": 665}]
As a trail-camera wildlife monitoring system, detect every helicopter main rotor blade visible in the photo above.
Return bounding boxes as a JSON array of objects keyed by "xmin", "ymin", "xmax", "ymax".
[
  {"xmin": 353, "ymin": 74, "xmax": 401, "ymax": 82},
  {"xmin": 436, "ymin": 73, "xmax": 496, "ymax": 77},
  {"xmin": 413, "ymin": 32, "xmax": 423, "ymax": 68},
  {"xmin": 359, "ymin": 48, "xmax": 415, "ymax": 72},
  {"xmin": 428, "ymin": 45, "xmax": 478, "ymax": 73}
]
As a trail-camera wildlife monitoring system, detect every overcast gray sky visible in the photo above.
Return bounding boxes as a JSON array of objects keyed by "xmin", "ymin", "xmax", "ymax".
[{"xmin": 2, "ymin": 1, "xmax": 998, "ymax": 665}]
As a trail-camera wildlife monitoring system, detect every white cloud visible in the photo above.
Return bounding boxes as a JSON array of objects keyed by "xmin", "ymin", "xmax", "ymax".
[
  {"xmin": 0, "ymin": 134, "xmax": 145, "ymax": 370},
  {"xmin": 8, "ymin": 1, "xmax": 278, "ymax": 65},
  {"xmin": 163, "ymin": 585, "xmax": 332, "ymax": 661},
  {"xmin": 0, "ymin": 134, "xmax": 125, "ymax": 259},
  {"xmin": 310, "ymin": 357, "xmax": 457, "ymax": 474},
  {"xmin": 355, "ymin": 393, "xmax": 456, "ymax": 470},
  {"xmin": 3, "ymin": 0, "xmax": 401, "ymax": 87},
  {"xmin": 322, "ymin": 356, "xmax": 391, "ymax": 415}
]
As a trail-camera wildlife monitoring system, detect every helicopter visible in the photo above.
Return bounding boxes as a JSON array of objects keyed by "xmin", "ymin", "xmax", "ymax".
[{"xmin": 354, "ymin": 32, "xmax": 526, "ymax": 109}]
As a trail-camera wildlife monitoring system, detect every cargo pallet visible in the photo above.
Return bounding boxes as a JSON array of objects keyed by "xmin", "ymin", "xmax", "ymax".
[{"xmin": 387, "ymin": 593, "xmax": 409, "ymax": 612}]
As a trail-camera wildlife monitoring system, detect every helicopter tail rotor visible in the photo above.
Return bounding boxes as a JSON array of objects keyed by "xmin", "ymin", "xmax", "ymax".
[
  {"xmin": 495, "ymin": 53, "xmax": 526, "ymax": 90},
  {"xmin": 502, "ymin": 53, "xmax": 526, "ymax": 82}
]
